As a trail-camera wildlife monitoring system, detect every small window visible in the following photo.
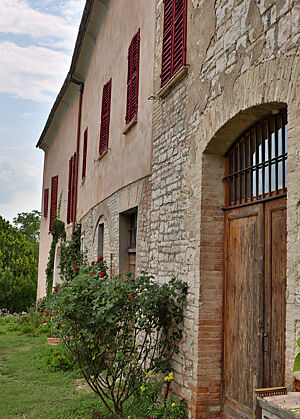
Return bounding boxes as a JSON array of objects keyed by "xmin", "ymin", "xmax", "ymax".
[
  {"xmin": 161, "ymin": 0, "xmax": 187, "ymax": 87},
  {"xmin": 125, "ymin": 29, "xmax": 140, "ymax": 125},
  {"xmin": 80, "ymin": 235, "xmax": 85, "ymax": 252},
  {"xmin": 67, "ymin": 153, "xmax": 76, "ymax": 224},
  {"xmin": 44, "ymin": 188, "xmax": 49, "ymax": 218},
  {"xmin": 225, "ymin": 110, "xmax": 287, "ymax": 207},
  {"xmin": 98, "ymin": 224, "xmax": 104, "ymax": 259},
  {"xmin": 99, "ymin": 79, "xmax": 112, "ymax": 155},
  {"xmin": 49, "ymin": 175, "xmax": 58, "ymax": 231},
  {"xmin": 82, "ymin": 128, "xmax": 88, "ymax": 180},
  {"xmin": 119, "ymin": 209, "xmax": 137, "ymax": 275}
]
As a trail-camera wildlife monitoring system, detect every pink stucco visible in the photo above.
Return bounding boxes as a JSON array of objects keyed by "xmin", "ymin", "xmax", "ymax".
[{"xmin": 37, "ymin": 0, "xmax": 155, "ymax": 297}]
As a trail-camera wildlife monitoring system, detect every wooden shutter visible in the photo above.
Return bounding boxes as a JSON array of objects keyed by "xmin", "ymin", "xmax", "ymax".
[
  {"xmin": 67, "ymin": 153, "xmax": 76, "ymax": 224},
  {"xmin": 161, "ymin": 0, "xmax": 187, "ymax": 87},
  {"xmin": 126, "ymin": 30, "xmax": 140, "ymax": 124},
  {"xmin": 82, "ymin": 129, "xmax": 88, "ymax": 180},
  {"xmin": 49, "ymin": 175, "xmax": 58, "ymax": 231},
  {"xmin": 99, "ymin": 79, "xmax": 112, "ymax": 155},
  {"xmin": 44, "ymin": 188, "xmax": 49, "ymax": 218}
]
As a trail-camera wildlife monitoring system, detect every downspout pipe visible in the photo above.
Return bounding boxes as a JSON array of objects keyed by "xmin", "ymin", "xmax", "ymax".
[{"xmin": 72, "ymin": 80, "xmax": 84, "ymax": 230}]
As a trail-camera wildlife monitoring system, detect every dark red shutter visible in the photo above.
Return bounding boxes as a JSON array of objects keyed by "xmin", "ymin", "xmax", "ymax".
[
  {"xmin": 67, "ymin": 153, "xmax": 76, "ymax": 224},
  {"xmin": 49, "ymin": 175, "xmax": 58, "ymax": 231},
  {"xmin": 44, "ymin": 188, "xmax": 49, "ymax": 218},
  {"xmin": 99, "ymin": 79, "xmax": 112, "ymax": 155},
  {"xmin": 82, "ymin": 128, "xmax": 88, "ymax": 180},
  {"xmin": 125, "ymin": 29, "xmax": 140, "ymax": 124},
  {"xmin": 67, "ymin": 156, "xmax": 73, "ymax": 224},
  {"xmin": 71, "ymin": 152, "xmax": 76, "ymax": 223},
  {"xmin": 161, "ymin": 0, "xmax": 187, "ymax": 87}
]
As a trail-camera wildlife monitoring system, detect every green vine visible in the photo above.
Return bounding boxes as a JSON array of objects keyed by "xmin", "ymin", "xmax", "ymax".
[
  {"xmin": 59, "ymin": 224, "xmax": 85, "ymax": 281},
  {"xmin": 45, "ymin": 195, "xmax": 65, "ymax": 300}
]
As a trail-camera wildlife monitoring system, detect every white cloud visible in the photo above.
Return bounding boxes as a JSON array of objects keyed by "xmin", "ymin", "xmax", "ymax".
[
  {"xmin": 21, "ymin": 112, "xmax": 34, "ymax": 118},
  {"xmin": 0, "ymin": 41, "xmax": 70, "ymax": 102},
  {"xmin": 0, "ymin": 156, "xmax": 42, "ymax": 222},
  {"xmin": 0, "ymin": 0, "xmax": 81, "ymax": 51},
  {"xmin": 0, "ymin": 0, "xmax": 85, "ymax": 102}
]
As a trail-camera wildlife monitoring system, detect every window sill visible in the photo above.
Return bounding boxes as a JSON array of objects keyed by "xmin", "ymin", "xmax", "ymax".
[
  {"xmin": 157, "ymin": 66, "xmax": 189, "ymax": 99},
  {"xmin": 98, "ymin": 148, "xmax": 108, "ymax": 161},
  {"xmin": 122, "ymin": 115, "xmax": 137, "ymax": 135}
]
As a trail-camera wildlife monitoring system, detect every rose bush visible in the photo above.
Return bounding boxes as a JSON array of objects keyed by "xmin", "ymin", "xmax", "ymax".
[{"xmin": 50, "ymin": 258, "xmax": 187, "ymax": 415}]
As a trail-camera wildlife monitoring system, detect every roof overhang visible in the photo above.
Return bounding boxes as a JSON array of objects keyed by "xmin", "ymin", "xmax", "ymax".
[{"xmin": 36, "ymin": 0, "xmax": 111, "ymax": 151}]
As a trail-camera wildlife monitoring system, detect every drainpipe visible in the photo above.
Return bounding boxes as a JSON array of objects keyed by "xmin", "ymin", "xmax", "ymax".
[{"xmin": 71, "ymin": 78, "xmax": 84, "ymax": 230}]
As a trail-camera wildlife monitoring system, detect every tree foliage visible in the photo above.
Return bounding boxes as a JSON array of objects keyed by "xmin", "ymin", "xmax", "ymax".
[
  {"xmin": 0, "ymin": 216, "xmax": 37, "ymax": 312},
  {"xmin": 13, "ymin": 210, "xmax": 40, "ymax": 262}
]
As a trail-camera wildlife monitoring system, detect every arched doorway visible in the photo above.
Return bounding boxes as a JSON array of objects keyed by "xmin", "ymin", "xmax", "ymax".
[{"xmin": 223, "ymin": 110, "xmax": 287, "ymax": 417}]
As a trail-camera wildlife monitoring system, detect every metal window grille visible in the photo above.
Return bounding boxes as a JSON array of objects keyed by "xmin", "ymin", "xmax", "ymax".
[{"xmin": 225, "ymin": 110, "xmax": 287, "ymax": 208}]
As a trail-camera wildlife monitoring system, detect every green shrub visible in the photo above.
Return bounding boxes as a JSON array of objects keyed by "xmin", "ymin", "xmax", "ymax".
[
  {"xmin": 40, "ymin": 343, "xmax": 76, "ymax": 372},
  {"xmin": 50, "ymin": 257, "xmax": 187, "ymax": 416},
  {"xmin": 20, "ymin": 324, "xmax": 35, "ymax": 334},
  {"xmin": 294, "ymin": 337, "xmax": 300, "ymax": 371}
]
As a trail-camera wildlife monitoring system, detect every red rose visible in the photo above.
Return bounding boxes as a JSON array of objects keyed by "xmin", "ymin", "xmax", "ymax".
[
  {"xmin": 86, "ymin": 295, "xmax": 88, "ymax": 299},
  {"xmin": 99, "ymin": 271, "xmax": 104, "ymax": 276},
  {"xmin": 54, "ymin": 287, "xmax": 58, "ymax": 292},
  {"xmin": 75, "ymin": 266, "xmax": 79, "ymax": 271},
  {"xmin": 43, "ymin": 319, "xmax": 47, "ymax": 323},
  {"xmin": 98, "ymin": 256, "xmax": 103, "ymax": 262},
  {"xmin": 73, "ymin": 262, "xmax": 76, "ymax": 264},
  {"xmin": 91, "ymin": 261, "xmax": 95, "ymax": 265},
  {"xmin": 92, "ymin": 271, "xmax": 96, "ymax": 274}
]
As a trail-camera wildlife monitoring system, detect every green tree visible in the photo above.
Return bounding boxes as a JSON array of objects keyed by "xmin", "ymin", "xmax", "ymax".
[
  {"xmin": 0, "ymin": 216, "xmax": 37, "ymax": 312},
  {"xmin": 13, "ymin": 210, "xmax": 40, "ymax": 262}
]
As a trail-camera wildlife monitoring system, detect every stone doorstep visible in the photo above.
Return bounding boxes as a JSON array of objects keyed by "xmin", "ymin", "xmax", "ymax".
[{"xmin": 258, "ymin": 393, "xmax": 300, "ymax": 418}]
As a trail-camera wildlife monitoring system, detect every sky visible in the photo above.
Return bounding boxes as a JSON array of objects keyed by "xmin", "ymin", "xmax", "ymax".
[{"xmin": 0, "ymin": 0, "xmax": 85, "ymax": 223}]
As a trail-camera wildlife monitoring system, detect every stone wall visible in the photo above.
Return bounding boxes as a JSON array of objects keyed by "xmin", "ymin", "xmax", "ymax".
[
  {"xmin": 150, "ymin": 0, "xmax": 300, "ymax": 417},
  {"xmin": 80, "ymin": 177, "xmax": 151, "ymax": 278}
]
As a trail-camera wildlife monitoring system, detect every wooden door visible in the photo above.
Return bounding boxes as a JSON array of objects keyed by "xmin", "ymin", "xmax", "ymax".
[
  {"xmin": 264, "ymin": 198, "xmax": 286, "ymax": 387},
  {"xmin": 223, "ymin": 198, "xmax": 286, "ymax": 418}
]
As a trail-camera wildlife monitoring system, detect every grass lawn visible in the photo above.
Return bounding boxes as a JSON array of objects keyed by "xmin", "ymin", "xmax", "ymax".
[{"xmin": 0, "ymin": 329, "xmax": 101, "ymax": 419}]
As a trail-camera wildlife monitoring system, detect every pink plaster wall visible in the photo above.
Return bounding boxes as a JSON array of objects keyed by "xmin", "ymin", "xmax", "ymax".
[
  {"xmin": 37, "ymin": 0, "xmax": 156, "ymax": 297},
  {"xmin": 77, "ymin": 0, "xmax": 155, "ymax": 220},
  {"xmin": 37, "ymin": 95, "xmax": 79, "ymax": 298}
]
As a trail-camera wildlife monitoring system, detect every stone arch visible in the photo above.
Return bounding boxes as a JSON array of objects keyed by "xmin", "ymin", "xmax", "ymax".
[
  {"xmin": 197, "ymin": 56, "xmax": 300, "ymax": 155},
  {"xmin": 92, "ymin": 202, "xmax": 113, "ymax": 248},
  {"xmin": 190, "ymin": 56, "xmax": 300, "ymax": 416}
]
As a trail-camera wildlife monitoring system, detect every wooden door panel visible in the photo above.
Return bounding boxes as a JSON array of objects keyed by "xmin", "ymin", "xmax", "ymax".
[
  {"xmin": 224, "ymin": 205, "xmax": 264, "ymax": 413},
  {"xmin": 264, "ymin": 198, "xmax": 286, "ymax": 387}
]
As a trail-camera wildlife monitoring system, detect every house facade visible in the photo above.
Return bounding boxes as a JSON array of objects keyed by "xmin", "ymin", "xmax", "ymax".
[{"xmin": 37, "ymin": 0, "xmax": 300, "ymax": 418}]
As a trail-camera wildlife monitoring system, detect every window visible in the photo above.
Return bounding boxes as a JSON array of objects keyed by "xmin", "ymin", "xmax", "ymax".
[
  {"xmin": 80, "ymin": 234, "xmax": 85, "ymax": 252},
  {"xmin": 99, "ymin": 79, "xmax": 112, "ymax": 155},
  {"xmin": 225, "ymin": 110, "xmax": 287, "ymax": 207},
  {"xmin": 98, "ymin": 223, "xmax": 104, "ymax": 259},
  {"xmin": 43, "ymin": 188, "xmax": 49, "ymax": 218},
  {"xmin": 125, "ymin": 29, "xmax": 140, "ymax": 125},
  {"xmin": 82, "ymin": 128, "xmax": 88, "ymax": 180},
  {"xmin": 67, "ymin": 153, "xmax": 76, "ymax": 224},
  {"xmin": 119, "ymin": 209, "xmax": 137, "ymax": 275},
  {"xmin": 49, "ymin": 175, "xmax": 58, "ymax": 231},
  {"xmin": 161, "ymin": 0, "xmax": 187, "ymax": 87}
]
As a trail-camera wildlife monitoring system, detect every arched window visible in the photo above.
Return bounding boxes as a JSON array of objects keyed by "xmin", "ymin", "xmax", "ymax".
[{"xmin": 225, "ymin": 110, "xmax": 287, "ymax": 207}]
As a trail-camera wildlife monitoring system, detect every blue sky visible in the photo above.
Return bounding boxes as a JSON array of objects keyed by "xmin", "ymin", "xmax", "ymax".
[{"xmin": 0, "ymin": 0, "xmax": 85, "ymax": 222}]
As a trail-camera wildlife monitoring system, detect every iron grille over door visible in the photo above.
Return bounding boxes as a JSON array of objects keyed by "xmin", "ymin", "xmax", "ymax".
[{"xmin": 225, "ymin": 110, "xmax": 287, "ymax": 208}]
